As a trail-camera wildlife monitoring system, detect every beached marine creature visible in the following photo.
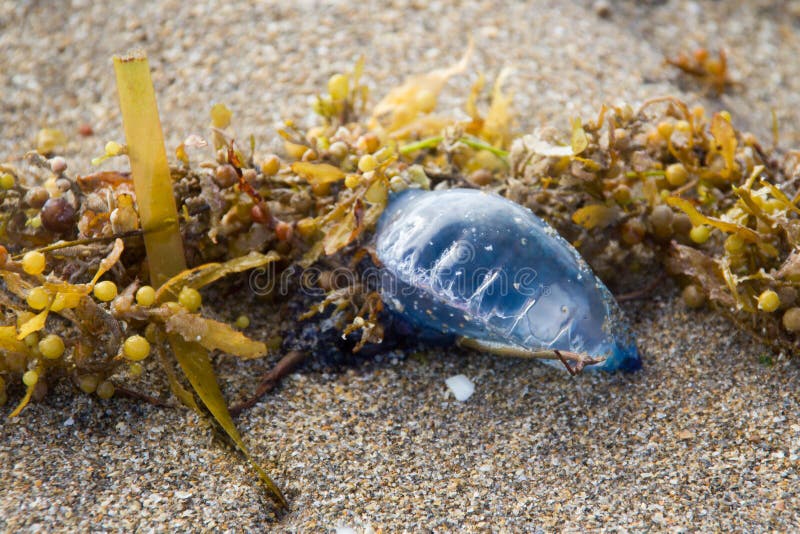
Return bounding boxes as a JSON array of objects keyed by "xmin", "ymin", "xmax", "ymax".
[{"xmin": 374, "ymin": 188, "xmax": 640, "ymax": 373}]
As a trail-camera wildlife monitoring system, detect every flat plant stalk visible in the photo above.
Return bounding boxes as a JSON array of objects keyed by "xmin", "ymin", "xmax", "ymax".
[
  {"xmin": 113, "ymin": 52, "xmax": 185, "ymax": 288},
  {"xmin": 113, "ymin": 51, "xmax": 286, "ymax": 508}
]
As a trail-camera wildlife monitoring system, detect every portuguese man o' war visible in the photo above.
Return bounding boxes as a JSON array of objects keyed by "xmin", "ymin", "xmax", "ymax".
[{"xmin": 374, "ymin": 188, "xmax": 641, "ymax": 373}]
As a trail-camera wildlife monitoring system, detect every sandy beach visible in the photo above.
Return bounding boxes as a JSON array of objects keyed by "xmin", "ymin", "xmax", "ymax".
[{"xmin": 1, "ymin": 1, "xmax": 799, "ymax": 531}]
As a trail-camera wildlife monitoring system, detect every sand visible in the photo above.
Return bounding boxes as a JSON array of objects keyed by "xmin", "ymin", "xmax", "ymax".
[{"xmin": 1, "ymin": 0, "xmax": 799, "ymax": 531}]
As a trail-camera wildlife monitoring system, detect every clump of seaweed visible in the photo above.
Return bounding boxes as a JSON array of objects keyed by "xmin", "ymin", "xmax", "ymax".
[
  {"xmin": 508, "ymin": 97, "xmax": 800, "ymax": 355},
  {"xmin": 2, "ymin": 47, "xmax": 800, "ymax": 506}
]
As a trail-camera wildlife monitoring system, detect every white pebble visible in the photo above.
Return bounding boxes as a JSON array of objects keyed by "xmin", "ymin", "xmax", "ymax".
[{"xmin": 445, "ymin": 374, "xmax": 475, "ymax": 401}]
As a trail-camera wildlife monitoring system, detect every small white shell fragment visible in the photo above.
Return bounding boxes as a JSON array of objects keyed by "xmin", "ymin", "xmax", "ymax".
[{"xmin": 445, "ymin": 374, "xmax": 475, "ymax": 401}]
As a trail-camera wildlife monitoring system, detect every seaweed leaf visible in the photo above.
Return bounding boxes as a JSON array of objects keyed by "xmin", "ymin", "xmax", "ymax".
[
  {"xmin": 167, "ymin": 333, "xmax": 287, "ymax": 507},
  {"xmin": 89, "ymin": 238, "xmax": 125, "ymax": 285},
  {"xmin": 570, "ymin": 118, "xmax": 589, "ymax": 156},
  {"xmin": 155, "ymin": 251, "xmax": 280, "ymax": 303},
  {"xmin": 8, "ymin": 382, "xmax": 35, "ymax": 418},
  {"xmin": 164, "ymin": 312, "xmax": 268, "ymax": 360},
  {"xmin": 291, "ymin": 162, "xmax": 345, "ymax": 185},
  {"xmin": 572, "ymin": 204, "xmax": 619, "ymax": 230},
  {"xmin": 371, "ymin": 42, "xmax": 473, "ymax": 133},
  {"xmin": 709, "ymin": 112, "xmax": 737, "ymax": 179},
  {"xmin": 719, "ymin": 256, "xmax": 753, "ymax": 311},
  {"xmin": 16, "ymin": 309, "xmax": 49, "ymax": 340},
  {"xmin": 479, "ymin": 68, "xmax": 514, "ymax": 148},
  {"xmin": 322, "ymin": 204, "xmax": 359, "ymax": 256}
]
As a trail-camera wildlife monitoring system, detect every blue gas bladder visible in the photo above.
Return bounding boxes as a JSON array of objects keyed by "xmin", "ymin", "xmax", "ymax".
[{"xmin": 374, "ymin": 188, "xmax": 641, "ymax": 373}]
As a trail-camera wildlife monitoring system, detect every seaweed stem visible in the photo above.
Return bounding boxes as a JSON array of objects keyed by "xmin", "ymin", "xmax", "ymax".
[
  {"xmin": 229, "ymin": 350, "xmax": 307, "ymax": 416},
  {"xmin": 616, "ymin": 274, "xmax": 667, "ymax": 302},
  {"xmin": 115, "ymin": 385, "xmax": 171, "ymax": 407},
  {"xmin": 113, "ymin": 51, "xmax": 185, "ymax": 288},
  {"xmin": 399, "ymin": 136, "xmax": 443, "ymax": 154}
]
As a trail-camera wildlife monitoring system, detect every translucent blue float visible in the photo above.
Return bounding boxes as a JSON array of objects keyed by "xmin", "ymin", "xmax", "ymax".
[{"xmin": 375, "ymin": 188, "xmax": 641, "ymax": 373}]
